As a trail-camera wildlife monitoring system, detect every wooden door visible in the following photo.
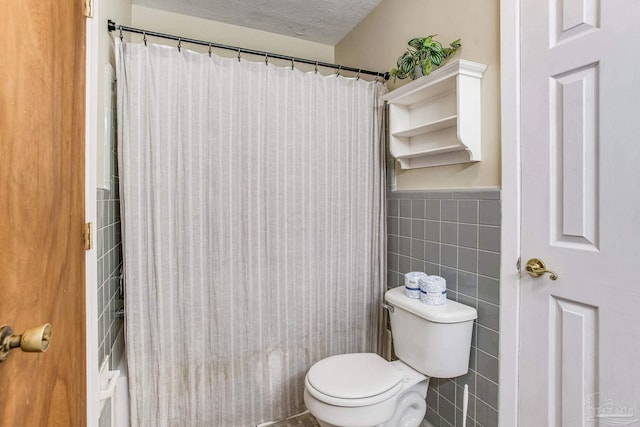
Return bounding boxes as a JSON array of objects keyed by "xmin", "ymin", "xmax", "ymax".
[
  {"xmin": 0, "ymin": 1, "xmax": 87, "ymax": 426},
  {"xmin": 519, "ymin": 0, "xmax": 640, "ymax": 425}
]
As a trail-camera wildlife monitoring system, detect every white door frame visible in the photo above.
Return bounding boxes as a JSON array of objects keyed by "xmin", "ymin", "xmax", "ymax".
[
  {"xmin": 498, "ymin": 0, "xmax": 520, "ymax": 425},
  {"xmin": 85, "ymin": 4, "xmax": 100, "ymax": 424}
]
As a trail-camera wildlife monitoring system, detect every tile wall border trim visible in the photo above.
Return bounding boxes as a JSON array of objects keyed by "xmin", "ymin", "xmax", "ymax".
[{"xmin": 388, "ymin": 188, "xmax": 501, "ymax": 200}]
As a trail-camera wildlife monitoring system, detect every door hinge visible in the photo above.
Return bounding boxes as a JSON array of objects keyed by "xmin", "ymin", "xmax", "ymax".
[
  {"xmin": 84, "ymin": 0, "xmax": 94, "ymax": 18},
  {"xmin": 83, "ymin": 222, "xmax": 93, "ymax": 251}
]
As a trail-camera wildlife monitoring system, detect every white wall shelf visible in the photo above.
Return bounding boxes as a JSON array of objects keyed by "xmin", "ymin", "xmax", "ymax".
[
  {"xmin": 392, "ymin": 115, "xmax": 457, "ymax": 138},
  {"xmin": 383, "ymin": 59, "xmax": 487, "ymax": 169}
]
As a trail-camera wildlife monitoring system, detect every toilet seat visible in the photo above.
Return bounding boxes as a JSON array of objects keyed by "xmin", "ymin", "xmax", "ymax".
[{"xmin": 305, "ymin": 353, "xmax": 403, "ymax": 407}]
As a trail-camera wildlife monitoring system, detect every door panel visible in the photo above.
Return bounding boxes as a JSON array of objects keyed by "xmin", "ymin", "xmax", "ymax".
[
  {"xmin": 550, "ymin": 64, "xmax": 599, "ymax": 249},
  {"xmin": 520, "ymin": 0, "xmax": 640, "ymax": 425},
  {"xmin": 0, "ymin": 1, "xmax": 86, "ymax": 425}
]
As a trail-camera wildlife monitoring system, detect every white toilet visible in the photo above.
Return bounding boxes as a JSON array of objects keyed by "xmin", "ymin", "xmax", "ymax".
[{"xmin": 304, "ymin": 286, "xmax": 477, "ymax": 427}]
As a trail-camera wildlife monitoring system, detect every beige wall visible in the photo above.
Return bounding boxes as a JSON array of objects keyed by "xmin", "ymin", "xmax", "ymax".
[
  {"xmin": 336, "ymin": 0, "xmax": 501, "ymax": 189},
  {"xmin": 99, "ymin": 3, "xmax": 499, "ymax": 189},
  {"xmin": 131, "ymin": 6, "xmax": 334, "ymax": 69}
]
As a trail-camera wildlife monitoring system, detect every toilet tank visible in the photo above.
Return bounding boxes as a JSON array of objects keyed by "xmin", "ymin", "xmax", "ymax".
[{"xmin": 385, "ymin": 286, "xmax": 477, "ymax": 378}]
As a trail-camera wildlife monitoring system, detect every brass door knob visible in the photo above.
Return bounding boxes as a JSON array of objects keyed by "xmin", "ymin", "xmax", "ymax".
[
  {"xmin": 525, "ymin": 258, "xmax": 558, "ymax": 280},
  {"xmin": 0, "ymin": 323, "xmax": 52, "ymax": 362}
]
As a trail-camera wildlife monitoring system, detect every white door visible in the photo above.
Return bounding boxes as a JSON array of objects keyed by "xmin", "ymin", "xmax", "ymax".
[{"xmin": 519, "ymin": 0, "xmax": 640, "ymax": 425}]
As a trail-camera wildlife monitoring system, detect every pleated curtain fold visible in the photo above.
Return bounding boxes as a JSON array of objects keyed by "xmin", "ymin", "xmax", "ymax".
[{"xmin": 116, "ymin": 39, "xmax": 386, "ymax": 426}]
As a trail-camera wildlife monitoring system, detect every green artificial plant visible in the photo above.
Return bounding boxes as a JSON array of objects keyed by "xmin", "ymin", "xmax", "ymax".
[{"xmin": 390, "ymin": 35, "xmax": 462, "ymax": 80}]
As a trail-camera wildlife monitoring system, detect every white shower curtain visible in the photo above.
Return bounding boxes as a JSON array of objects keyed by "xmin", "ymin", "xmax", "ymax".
[{"xmin": 116, "ymin": 39, "xmax": 386, "ymax": 426}]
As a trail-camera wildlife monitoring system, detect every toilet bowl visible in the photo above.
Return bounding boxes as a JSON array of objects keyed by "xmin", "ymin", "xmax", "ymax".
[
  {"xmin": 304, "ymin": 286, "xmax": 477, "ymax": 427},
  {"xmin": 303, "ymin": 353, "xmax": 429, "ymax": 427}
]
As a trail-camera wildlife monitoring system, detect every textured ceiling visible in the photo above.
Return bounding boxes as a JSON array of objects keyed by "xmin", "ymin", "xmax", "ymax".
[{"xmin": 132, "ymin": 0, "xmax": 381, "ymax": 45}]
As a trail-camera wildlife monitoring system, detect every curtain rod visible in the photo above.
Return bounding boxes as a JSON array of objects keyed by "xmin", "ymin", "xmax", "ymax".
[{"xmin": 107, "ymin": 20, "xmax": 390, "ymax": 80}]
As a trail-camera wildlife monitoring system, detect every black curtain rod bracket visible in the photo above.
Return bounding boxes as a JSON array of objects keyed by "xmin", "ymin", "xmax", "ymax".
[{"xmin": 107, "ymin": 20, "xmax": 390, "ymax": 80}]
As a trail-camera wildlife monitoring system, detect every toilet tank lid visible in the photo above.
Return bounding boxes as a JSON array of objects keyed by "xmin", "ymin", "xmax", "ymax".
[
  {"xmin": 306, "ymin": 353, "xmax": 402, "ymax": 401},
  {"xmin": 385, "ymin": 286, "xmax": 477, "ymax": 323}
]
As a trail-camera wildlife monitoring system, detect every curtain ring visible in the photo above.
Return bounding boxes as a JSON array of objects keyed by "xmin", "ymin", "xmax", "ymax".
[
  {"xmin": 265, "ymin": 53, "xmax": 268, "ymax": 66},
  {"xmin": 119, "ymin": 27, "xmax": 123, "ymax": 41},
  {"xmin": 143, "ymin": 30, "xmax": 147, "ymax": 46},
  {"xmin": 208, "ymin": 43, "xmax": 212, "ymax": 58},
  {"xmin": 237, "ymin": 48, "xmax": 241, "ymax": 62},
  {"xmin": 177, "ymin": 38, "xmax": 182, "ymax": 53},
  {"xmin": 291, "ymin": 57, "xmax": 295, "ymax": 71},
  {"xmin": 356, "ymin": 69, "xmax": 361, "ymax": 80},
  {"xmin": 314, "ymin": 61, "xmax": 319, "ymax": 74},
  {"xmin": 335, "ymin": 65, "xmax": 341, "ymax": 76}
]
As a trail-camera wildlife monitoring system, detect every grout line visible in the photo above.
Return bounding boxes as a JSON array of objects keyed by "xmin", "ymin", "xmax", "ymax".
[
  {"xmin": 476, "ymin": 323, "xmax": 500, "ymax": 336},
  {"xmin": 474, "ymin": 394, "xmax": 499, "ymax": 412},
  {"xmin": 476, "ymin": 371, "xmax": 499, "ymax": 387},
  {"xmin": 477, "ymin": 299, "xmax": 499, "ymax": 310}
]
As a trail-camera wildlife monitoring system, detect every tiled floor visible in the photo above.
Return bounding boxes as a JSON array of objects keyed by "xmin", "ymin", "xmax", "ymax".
[{"xmin": 268, "ymin": 413, "xmax": 320, "ymax": 427}]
